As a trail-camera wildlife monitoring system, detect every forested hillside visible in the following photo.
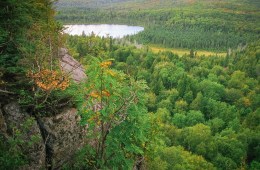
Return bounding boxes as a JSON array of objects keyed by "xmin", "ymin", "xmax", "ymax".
[
  {"xmin": 56, "ymin": 0, "xmax": 260, "ymax": 51},
  {"xmin": 62, "ymin": 34, "xmax": 260, "ymax": 169},
  {"xmin": 56, "ymin": 0, "xmax": 260, "ymax": 168},
  {"xmin": 56, "ymin": 0, "xmax": 132, "ymax": 9}
]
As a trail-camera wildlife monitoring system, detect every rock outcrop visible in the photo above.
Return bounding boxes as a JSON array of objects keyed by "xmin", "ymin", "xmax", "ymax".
[
  {"xmin": 2, "ymin": 102, "xmax": 45, "ymax": 169},
  {"xmin": 0, "ymin": 108, "xmax": 7, "ymax": 136},
  {"xmin": 1, "ymin": 103, "xmax": 88, "ymax": 170},
  {"xmin": 59, "ymin": 48, "xmax": 87, "ymax": 83},
  {"xmin": 0, "ymin": 49, "xmax": 88, "ymax": 169},
  {"xmin": 38, "ymin": 108, "xmax": 87, "ymax": 169}
]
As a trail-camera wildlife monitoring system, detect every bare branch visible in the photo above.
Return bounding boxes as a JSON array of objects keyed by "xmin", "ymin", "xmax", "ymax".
[{"xmin": 0, "ymin": 89, "xmax": 15, "ymax": 94}]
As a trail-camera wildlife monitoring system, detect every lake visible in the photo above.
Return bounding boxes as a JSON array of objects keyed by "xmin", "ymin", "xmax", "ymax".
[{"xmin": 64, "ymin": 24, "xmax": 144, "ymax": 38}]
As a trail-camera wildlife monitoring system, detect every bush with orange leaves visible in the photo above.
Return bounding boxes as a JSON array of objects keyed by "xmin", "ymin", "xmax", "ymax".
[{"xmin": 27, "ymin": 69, "xmax": 69, "ymax": 91}]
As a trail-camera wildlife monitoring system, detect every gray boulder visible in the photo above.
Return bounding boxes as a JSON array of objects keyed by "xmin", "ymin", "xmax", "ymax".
[
  {"xmin": 59, "ymin": 48, "xmax": 87, "ymax": 83},
  {"xmin": 39, "ymin": 108, "xmax": 87, "ymax": 169}
]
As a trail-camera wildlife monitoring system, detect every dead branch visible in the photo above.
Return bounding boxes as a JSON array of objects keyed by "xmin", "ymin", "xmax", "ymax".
[{"xmin": 0, "ymin": 89, "xmax": 15, "ymax": 94}]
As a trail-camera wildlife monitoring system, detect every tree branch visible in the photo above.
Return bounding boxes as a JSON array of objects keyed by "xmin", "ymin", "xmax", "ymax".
[{"xmin": 0, "ymin": 89, "xmax": 15, "ymax": 94}]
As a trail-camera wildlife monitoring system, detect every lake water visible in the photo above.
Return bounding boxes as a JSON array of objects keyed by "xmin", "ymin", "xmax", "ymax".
[{"xmin": 64, "ymin": 24, "xmax": 144, "ymax": 38}]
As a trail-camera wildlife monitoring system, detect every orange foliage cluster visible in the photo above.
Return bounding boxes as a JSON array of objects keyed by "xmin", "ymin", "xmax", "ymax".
[
  {"xmin": 100, "ymin": 61, "xmax": 112, "ymax": 68},
  {"xmin": 28, "ymin": 69, "xmax": 69, "ymax": 91},
  {"xmin": 89, "ymin": 89, "xmax": 111, "ymax": 98},
  {"xmin": 90, "ymin": 91, "xmax": 100, "ymax": 98},
  {"xmin": 102, "ymin": 90, "xmax": 111, "ymax": 97}
]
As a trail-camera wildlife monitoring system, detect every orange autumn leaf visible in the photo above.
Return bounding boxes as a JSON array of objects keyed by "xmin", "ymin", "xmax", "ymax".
[
  {"xmin": 89, "ymin": 91, "xmax": 100, "ymax": 98},
  {"xmin": 102, "ymin": 90, "xmax": 111, "ymax": 97}
]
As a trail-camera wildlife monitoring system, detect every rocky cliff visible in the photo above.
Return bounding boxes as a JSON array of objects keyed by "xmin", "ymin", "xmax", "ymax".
[
  {"xmin": 0, "ymin": 50, "xmax": 87, "ymax": 169},
  {"xmin": 59, "ymin": 48, "xmax": 87, "ymax": 83}
]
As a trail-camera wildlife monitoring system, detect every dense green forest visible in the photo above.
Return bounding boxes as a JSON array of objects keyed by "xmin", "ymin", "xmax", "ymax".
[
  {"xmin": 0, "ymin": 0, "xmax": 259, "ymax": 169},
  {"xmin": 62, "ymin": 33, "xmax": 260, "ymax": 169},
  {"xmin": 56, "ymin": 0, "xmax": 260, "ymax": 51}
]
